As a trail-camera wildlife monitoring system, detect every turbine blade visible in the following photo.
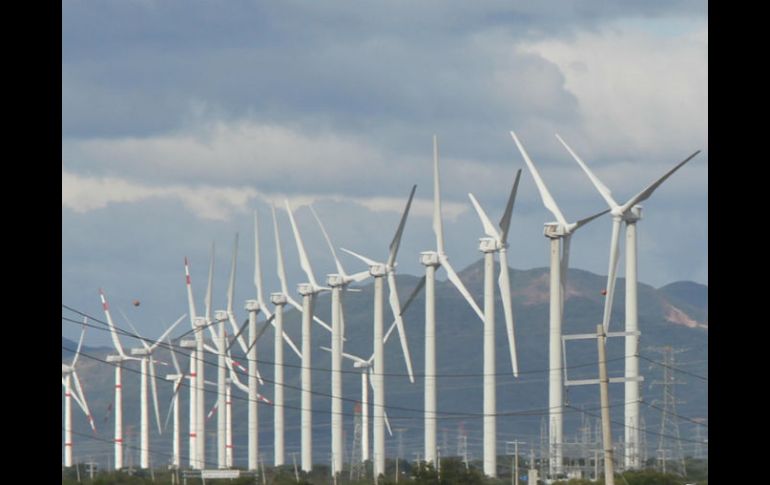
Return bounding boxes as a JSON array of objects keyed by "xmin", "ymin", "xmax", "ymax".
[
  {"xmin": 602, "ymin": 218, "xmax": 623, "ymax": 332},
  {"xmin": 226, "ymin": 317, "xmax": 251, "ymax": 353},
  {"xmin": 148, "ymin": 314, "xmax": 185, "ymax": 353},
  {"xmin": 467, "ymin": 193, "xmax": 500, "ymax": 239},
  {"xmin": 184, "ymin": 256, "xmax": 198, "ymax": 326},
  {"xmin": 254, "ymin": 210, "xmax": 267, "ymax": 308},
  {"xmin": 205, "ymin": 242, "xmax": 215, "ymax": 323},
  {"xmin": 432, "ymin": 135, "xmax": 445, "ymax": 254},
  {"xmin": 99, "ymin": 288, "xmax": 127, "ymax": 358},
  {"xmin": 272, "ymin": 205, "xmax": 290, "ymax": 296},
  {"xmin": 573, "ymin": 208, "xmax": 611, "ymax": 231},
  {"xmin": 384, "ymin": 410, "xmax": 393, "ymax": 437},
  {"xmin": 555, "ymin": 134, "xmax": 619, "ymax": 210},
  {"xmin": 398, "ymin": 275, "xmax": 426, "ymax": 317},
  {"xmin": 499, "ymin": 169, "xmax": 522, "ymax": 244},
  {"xmin": 149, "ymin": 358, "xmax": 163, "ymax": 434},
  {"xmin": 309, "ymin": 204, "xmax": 346, "ymax": 277},
  {"xmin": 387, "ymin": 272, "xmax": 414, "ymax": 383},
  {"xmin": 167, "ymin": 338, "xmax": 181, "ymax": 374},
  {"xmin": 285, "ymin": 199, "xmax": 319, "ymax": 288},
  {"xmin": 71, "ymin": 371, "xmax": 96, "ymax": 432},
  {"xmin": 118, "ymin": 308, "xmax": 149, "ymax": 350},
  {"xmin": 71, "ymin": 318, "xmax": 87, "ymax": 368},
  {"xmin": 498, "ymin": 250, "xmax": 518, "ymax": 377},
  {"xmin": 245, "ymin": 314, "xmax": 275, "ymax": 355},
  {"xmin": 227, "ymin": 233, "xmax": 239, "ymax": 315},
  {"xmin": 440, "ymin": 255, "xmax": 484, "ymax": 322},
  {"xmin": 163, "ymin": 376, "xmax": 183, "ymax": 433},
  {"xmin": 509, "ymin": 131, "xmax": 569, "ymax": 228},
  {"xmin": 350, "ymin": 270, "xmax": 372, "ymax": 283},
  {"xmin": 387, "ymin": 184, "xmax": 417, "ymax": 267},
  {"xmin": 620, "ymin": 150, "xmax": 701, "ymax": 213},
  {"xmin": 340, "ymin": 247, "xmax": 379, "ymax": 267}
]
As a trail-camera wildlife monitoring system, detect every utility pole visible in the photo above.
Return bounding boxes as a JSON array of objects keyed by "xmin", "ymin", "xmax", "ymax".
[
  {"xmin": 506, "ymin": 440, "xmax": 525, "ymax": 485},
  {"xmin": 597, "ymin": 325, "xmax": 615, "ymax": 485}
]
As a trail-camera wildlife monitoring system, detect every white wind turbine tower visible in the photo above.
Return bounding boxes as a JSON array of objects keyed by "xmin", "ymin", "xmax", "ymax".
[
  {"xmin": 555, "ymin": 135, "xmax": 700, "ymax": 469},
  {"xmin": 466, "ymin": 168, "xmax": 522, "ymax": 478},
  {"xmin": 285, "ymin": 200, "xmax": 334, "ymax": 472},
  {"xmin": 307, "ymin": 204, "xmax": 373, "ymax": 476},
  {"xmin": 62, "ymin": 319, "xmax": 96, "ymax": 467},
  {"xmin": 163, "ymin": 338, "xmax": 185, "ymax": 469},
  {"xmin": 269, "ymin": 205, "xmax": 307, "ymax": 466},
  {"xmin": 99, "ymin": 288, "xmax": 142, "ymax": 470},
  {"xmin": 418, "ymin": 136, "xmax": 487, "ymax": 466},
  {"xmin": 339, "ymin": 184, "xmax": 419, "ymax": 478},
  {"xmin": 229, "ymin": 211, "xmax": 305, "ymax": 470},
  {"xmin": 510, "ymin": 131, "xmax": 608, "ymax": 477},
  {"xmin": 320, "ymin": 348, "xmax": 400, "ymax": 469},
  {"xmin": 182, "ymin": 244, "xmax": 219, "ymax": 469},
  {"xmin": 123, "ymin": 312, "xmax": 185, "ymax": 469}
]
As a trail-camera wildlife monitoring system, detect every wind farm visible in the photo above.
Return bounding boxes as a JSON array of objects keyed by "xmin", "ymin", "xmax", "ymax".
[
  {"xmin": 62, "ymin": 3, "xmax": 707, "ymax": 484},
  {"xmin": 63, "ymin": 131, "xmax": 706, "ymax": 485}
]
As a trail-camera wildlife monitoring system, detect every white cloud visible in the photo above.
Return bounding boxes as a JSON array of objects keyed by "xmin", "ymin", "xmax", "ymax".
[
  {"xmin": 62, "ymin": 170, "xmax": 468, "ymax": 222},
  {"xmin": 519, "ymin": 19, "xmax": 707, "ymax": 162}
]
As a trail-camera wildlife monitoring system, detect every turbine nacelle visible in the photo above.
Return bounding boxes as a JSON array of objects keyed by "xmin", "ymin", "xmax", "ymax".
[
  {"xmin": 326, "ymin": 274, "xmax": 347, "ymax": 287},
  {"xmin": 419, "ymin": 251, "xmax": 441, "ymax": 267},
  {"xmin": 244, "ymin": 300, "xmax": 260, "ymax": 312},
  {"xmin": 131, "ymin": 348, "xmax": 151, "ymax": 357},
  {"xmin": 214, "ymin": 310, "xmax": 228, "ymax": 322},
  {"xmin": 478, "ymin": 237, "xmax": 503, "ymax": 253},
  {"xmin": 368, "ymin": 263, "xmax": 388, "ymax": 277},
  {"xmin": 179, "ymin": 339, "xmax": 197, "ymax": 349},
  {"xmin": 193, "ymin": 316, "xmax": 207, "ymax": 328},
  {"xmin": 106, "ymin": 355, "xmax": 123, "ymax": 363},
  {"xmin": 544, "ymin": 222, "xmax": 568, "ymax": 239},
  {"xmin": 353, "ymin": 361, "xmax": 371, "ymax": 369},
  {"xmin": 297, "ymin": 283, "xmax": 316, "ymax": 295},
  {"xmin": 270, "ymin": 293, "xmax": 287, "ymax": 305}
]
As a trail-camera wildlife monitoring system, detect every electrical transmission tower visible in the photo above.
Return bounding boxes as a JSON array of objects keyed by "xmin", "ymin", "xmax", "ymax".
[
  {"xmin": 650, "ymin": 346, "xmax": 687, "ymax": 476},
  {"xmin": 456, "ymin": 422, "xmax": 468, "ymax": 469},
  {"xmin": 350, "ymin": 403, "xmax": 364, "ymax": 481},
  {"xmin": 693, "ymin": 418, "xmax": 707, "ymax": 460}
]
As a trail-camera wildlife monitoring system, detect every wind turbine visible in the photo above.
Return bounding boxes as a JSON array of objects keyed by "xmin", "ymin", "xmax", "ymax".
[
  {"xmin": 284, "ymin": 200, "xmax": 333, "ymax": 472},
  {"xmin": 555, "ymin": 134, "xmax": 700, "ymax": 469},
  {"xmin": 307, "ymin": 204, "xmax": 371, "ymax": 476},
  {"xmin": 418, "ymin": 136, "xmax": 486, "ymax": 465},
  {"xmin": 269, "ymin": 205, "xmax": 308, "ymax": 466},
  {"xmin": 123, "ymin": 311, "xmax": 185, "ymax": 469},
  {"xmin": 339, "ymin": 184, "xmax": 419, "ymax": 478},
  {"xmin": 466, "ymin": 168, "xmax": 522, "ymax": 478},
  {"xmin": 320, "ymin": 347, "xmax": 398, "ymax": 469},
  {"xmin": 510, "ymin": 131, "xmax": 608, "ymax": 477},
  {"xmin": 182, "ymin": 243, "xmax": 218, "ymax": 470},
  {"xmin": 163, "ymin": 338, "xmax": 185, "ymax": 469},
  {"xmin": 62, "ymin": 319, "xmax": 96, "ymax": 467},
  {"xmin": 99, "ymin": 288, "xmax": 142, "ymax": 470}
]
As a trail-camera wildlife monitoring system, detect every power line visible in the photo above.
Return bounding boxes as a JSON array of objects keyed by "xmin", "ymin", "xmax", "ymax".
[{"xmin": 62, "ymin": 308, "xmax": 637, "ymax": 379}]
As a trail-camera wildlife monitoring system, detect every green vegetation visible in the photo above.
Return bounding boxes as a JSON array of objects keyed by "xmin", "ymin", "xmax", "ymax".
[{"xmin": 62, "ymin": 458, "xmax": 707, "ymax": 485}]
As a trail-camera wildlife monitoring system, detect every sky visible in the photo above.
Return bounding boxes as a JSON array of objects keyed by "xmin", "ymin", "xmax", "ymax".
[{"xmin": 62, "ymin": 1, "xmax": 707, "ymax": 345}]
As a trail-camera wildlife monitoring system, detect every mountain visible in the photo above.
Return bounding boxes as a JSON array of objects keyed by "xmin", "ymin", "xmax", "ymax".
[{"xmin": 61, "ymin": 261, "xmax": 707, "ymax": 469}]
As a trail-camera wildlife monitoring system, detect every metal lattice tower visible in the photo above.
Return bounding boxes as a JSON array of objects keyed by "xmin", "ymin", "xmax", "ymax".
[
  {"xmin": 693, "ymin": 418, "xmax": 707, "ymax": 460},
  {"xmin": 650, "ymin": 346, "xmax": 687, "ymax": 476},
  {"xmin": 539, "ymin": 417, "xmax": 548, "ymax": 479},
  {"xmin": 350, "ymin": 403, "xmax": 364, "ymax": 481}
]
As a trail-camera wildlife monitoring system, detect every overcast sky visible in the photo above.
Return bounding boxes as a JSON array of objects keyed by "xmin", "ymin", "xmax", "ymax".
[{"xmin": 62, "ymin": 1, "xmax": 707, "ymax": 345}]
